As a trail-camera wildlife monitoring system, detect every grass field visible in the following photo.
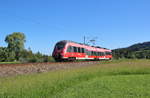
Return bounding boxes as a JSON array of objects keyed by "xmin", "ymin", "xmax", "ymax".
[
  {"xmin": 0, "ymin": 59, "xmax": 150, "ymax": 98},
  {"xmin": 0, "ymin": 62, "xmax": 21, "ymax": 64}
]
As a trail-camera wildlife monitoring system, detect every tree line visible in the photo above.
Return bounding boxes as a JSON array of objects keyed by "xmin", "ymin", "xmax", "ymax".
[
  {"xmin": 112, "ymin": 42, "xmax": 150, "ymax": 59},
  {"xmin": 0, "ymin": 32, "xmax": 54, "ymax": 63}
]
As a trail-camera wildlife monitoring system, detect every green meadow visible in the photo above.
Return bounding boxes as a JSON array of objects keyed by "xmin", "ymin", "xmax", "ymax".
[{"xmin": 0, "ymin": 59, "xmax": 150, "ymax": 98}]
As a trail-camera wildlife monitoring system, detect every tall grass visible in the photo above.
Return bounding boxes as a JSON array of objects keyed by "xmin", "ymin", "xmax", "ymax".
[{"xmin": 0, "ymin": 59, "xmax": 150, "ymax": 98}]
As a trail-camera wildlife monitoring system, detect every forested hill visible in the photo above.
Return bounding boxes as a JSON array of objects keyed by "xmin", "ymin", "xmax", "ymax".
[{"xmin": 112, "ymin": 42, "xmax": 150, "ymax": 59}]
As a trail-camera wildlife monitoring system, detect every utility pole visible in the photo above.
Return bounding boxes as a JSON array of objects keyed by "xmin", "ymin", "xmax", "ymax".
[{"xmin": 83, "ymin": 36, "xmax": 86, "ymax": 44}]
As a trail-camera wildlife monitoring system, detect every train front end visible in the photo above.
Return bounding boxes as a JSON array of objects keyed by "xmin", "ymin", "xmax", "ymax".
[{"xmin": 52, "ymin": 41, "xmax": 67, "ymax": 62}]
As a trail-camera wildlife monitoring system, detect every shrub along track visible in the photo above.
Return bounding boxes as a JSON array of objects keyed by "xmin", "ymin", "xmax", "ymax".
[{"xmin": 0, "ymin": 61, "xmax": 101, "ymax": 77}]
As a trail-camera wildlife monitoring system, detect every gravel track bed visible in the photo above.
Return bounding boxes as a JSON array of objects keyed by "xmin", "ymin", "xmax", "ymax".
[{"xmin": 0, "ymin": 61, "xmax": 99, "ymax": 77}]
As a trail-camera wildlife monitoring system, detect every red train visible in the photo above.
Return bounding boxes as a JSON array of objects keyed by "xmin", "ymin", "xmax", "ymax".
[{"xmin": 52, "ymin": 40, "xmax": 112, "ymax": 61}]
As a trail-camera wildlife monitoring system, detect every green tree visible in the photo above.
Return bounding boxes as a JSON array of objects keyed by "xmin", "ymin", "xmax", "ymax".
[
  {"xmin": 5, "ymin": 32, "xmax": 26, "ymax": 60},
  {"xmin": 0, "ymin": 47, "xmax": 8, "ymax": 62}
]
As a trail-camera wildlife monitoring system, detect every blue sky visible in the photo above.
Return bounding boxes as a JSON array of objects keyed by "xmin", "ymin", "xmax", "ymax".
[{"xmin": 0, "ymin": 0, "xmax": 150, "ymax": 55}]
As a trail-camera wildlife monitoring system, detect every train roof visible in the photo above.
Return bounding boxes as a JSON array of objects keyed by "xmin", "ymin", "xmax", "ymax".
[{"xmin": 58, "ymin": 40, "xmax": 110, "ymax": 50}]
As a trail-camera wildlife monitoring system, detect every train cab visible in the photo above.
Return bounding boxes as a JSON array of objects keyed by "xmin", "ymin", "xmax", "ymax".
[{"xmin": 52, "ymin": 41, "xmax": 67, "ymax": 61}]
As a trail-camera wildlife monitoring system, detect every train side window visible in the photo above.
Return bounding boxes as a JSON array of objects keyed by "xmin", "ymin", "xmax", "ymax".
[
  {"xmin": 87, "ymin": 51, "xmax": 89, "ymax": 56},
  {"xmin": 78, "ymin": 47, "xmax": 81, "ymax": 53},
  {"xmin": 99, "ymin": 52, "xmax": 102, "ymax": 56},
  {"xmin": 89, "ymin": 51, "xmax": 92, "ymax": 56},
  {"xmin": 73, "ymin": 47, "xmax": 77, "ymax": 52},
  {"xmin": 85, "ymin": 50, "xmax": 89, "ymax": 55},
  {"xmin": 101, "ymin": 52, "xmax": 104, "ymax": 56},
  {"xmin": 71, "ymin": 46, "xmax": 74, "ymax": 52},
  {"xmin": 91, "ymin": 51, "xmax": 94, "ymax": 56},
  {"xmin": 100, "ymin": 52, "xmax": 104, "ymax": 56},
  {"xmin": 86, "ymin": 50, "xmax": 91, "ymax": 56},
  {"xmin": 81, "ymin": 48, "xmax": 85, "ymax": 53},
  {"xmin": 103, "ymin": 52, "xmax": 106, "ymax": 56},
  {"xmin": 88, "ymin": 51, "xmax": 90, "ymax": 56},
  {"xmin": 80, "ymin": 48, "xmax": 82, "ymax": 53},
  {"xmin": 96, "ymin": 52, "xmax": 98, "ymax": 56},
  {"xmin": 67, "ymin": 46, "xmax": 71, "ymax": 52},
  {"xmin": 93, "ymin": 51, "xmax": 95, "ymax": 56},
  {"xmin": 95, "ymin": 52, "xmax": 97, "ymax": 56},
  {"xmin": 98, "ymin": 52, "xmax": 100, "ymax": 56},
  {"xmin": 93, "ymin": 52, "xmax": 95, "ymax": 56},
  {"xmin": 94, "ymin": 52, "xmax": 96, "ymax": 56},
  {"xmin": 87, "ymin": 51, "xmax": 89, "ymax": 55},
  {"xmin": 105, "ymin": 52, "xmax": 108, "ymax": 55},
  {"xmin": 85, "ymin": 50, "xmax": 87, "ymax": 54},
  {"xmin": 109, "ymin": 52, "xmax": 111, "ymax": 55}
]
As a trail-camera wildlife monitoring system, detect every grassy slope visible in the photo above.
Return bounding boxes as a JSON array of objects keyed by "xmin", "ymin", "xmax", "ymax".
[{"xmin": 0, "ymin": 59, "xmax": 150, "ymax": 98}]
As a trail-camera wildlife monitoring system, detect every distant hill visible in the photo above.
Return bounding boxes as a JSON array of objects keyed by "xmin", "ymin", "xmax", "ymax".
[{"xmin": 112, "ymin": 42, "xmax": 150, "ymax": 59}]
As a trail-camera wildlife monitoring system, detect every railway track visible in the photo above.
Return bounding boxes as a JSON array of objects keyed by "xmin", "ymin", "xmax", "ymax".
[{"xmin": 0, "ymin": 61, "xmax": 101, "ymax": 77}]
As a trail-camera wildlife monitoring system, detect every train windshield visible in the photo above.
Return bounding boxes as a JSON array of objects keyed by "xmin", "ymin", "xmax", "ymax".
[{"xmin": 55, "ymin": 42, "xmax": 66, "ymax": 50}]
